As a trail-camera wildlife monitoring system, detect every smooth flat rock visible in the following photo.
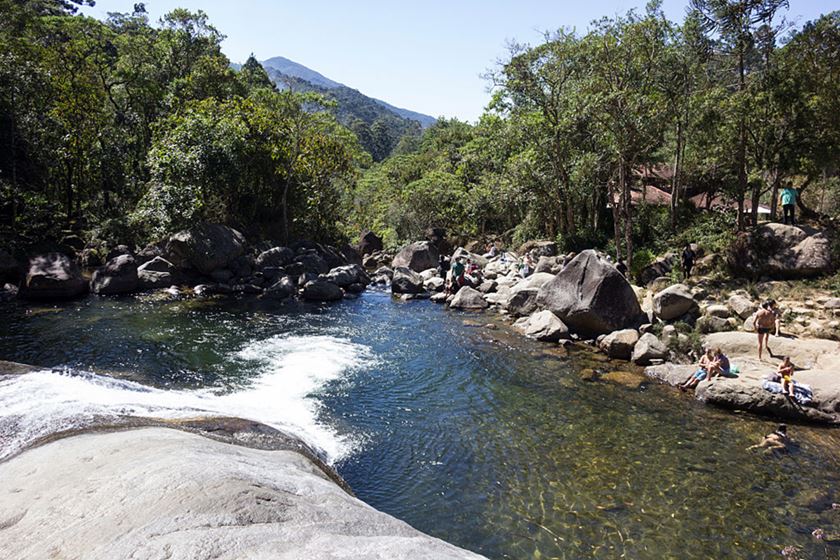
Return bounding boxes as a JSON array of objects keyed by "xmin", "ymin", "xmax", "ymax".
[
  {"xmin": 645, "ymin": 332, "xmax": 840, "ymax": 424},
  {"xmin": 0, "ymin": 428, "xmax": 485, "ymax": 560}
]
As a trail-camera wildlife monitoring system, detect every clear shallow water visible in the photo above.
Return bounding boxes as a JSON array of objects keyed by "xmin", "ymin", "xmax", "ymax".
[{"xmin": 1, "ymin": 289, "xmax": 839, "ymax": 559}]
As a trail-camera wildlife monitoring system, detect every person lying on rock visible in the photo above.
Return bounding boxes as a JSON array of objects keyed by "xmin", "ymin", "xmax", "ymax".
[
  {"xmin": 778, "ymin": 356, "xmax": 796, "ymax": 398},
  {"xmin": 680, "ymin": 348, "xmax": 720, "ymax": 391},
  {"xmin": 754, "ymin": 300, "xmax": 780, "ymax": 360},
  {"xmin": 747, "ymin": 424, "xmax": 790, "ymax": 452}
]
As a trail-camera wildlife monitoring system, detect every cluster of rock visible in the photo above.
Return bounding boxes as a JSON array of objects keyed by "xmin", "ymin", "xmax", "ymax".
[
  {"xmin": 381, "ymin": 238, "xmax": 671, "ymax": 363},
  {"xmin": 1, "ymin": 224, "xmax": 371, "ymax": 303},
  {"xmin": 646, "ymin": 332, "xmax": 840, "ymax": 424}
]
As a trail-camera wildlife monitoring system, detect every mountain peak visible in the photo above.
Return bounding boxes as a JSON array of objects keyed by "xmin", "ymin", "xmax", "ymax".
[{"xmin": 261, "ymin": 56, "xmax": 342, "ymax": 90}]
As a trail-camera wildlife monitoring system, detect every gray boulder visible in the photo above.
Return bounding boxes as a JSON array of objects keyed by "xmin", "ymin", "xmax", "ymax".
[
  {"xmin": 424, "ymin": 277, "xmax": 445, "ymax": 292},
  {"xmin": 729, "ymin": 223, "xmax": 834, "ymax": 279},
  {"xmin": 264, "ymin": 276, "xmax": 296, "ymax": 299},
  {"xmin": 358, "ymin": 230, "xmax": 384, "ymax": 256},
  {"xmin": 653, "ymin": 284, "xmax": 697, "ymax": 321},
  {"xmin": 91, "ymin": 255, "xmax": 138, "ymax": 295},
  {"xmin": 391, "ymin": 267, "xmax": 424, "ymax": 294},
  {"xmin": 449, "ymin": 286, "xmax": 489, "ymax": 310},
  {"xmin": 535, "ymin": 250, "xmax": 643, "ymax": 336},
  {"xmin": 727, "ymin": 293, "xmax": 756, "ymax": 319},
  {"xmin": 631, "ymin": 333, "xmax": 668, "ymax": 365},
  {"xmin": 301, "ymin": 280, "xmax": 343, "ymax": 302},
  {"xmin": 0, "ymin": 428, "xmax": 485, "ymax": 560},
  {"xmin": 517, "ymin": 310, "xmax": 570, "ymax": 342},
  {"xmin": 534, "ymin": 256, "xmax": 563, "ymax": 275},
  {"xmin": 256, "ymin": 247, "xmax": 294, "ymax": 269},
  {"xmin": 294, "ymin": 253, "xmax": 330, "ymax": 275},
  {"xmin": 325, "ymin": 264, "xmax": 368, "ymax": 288},
  {"xmin": 599, "ymin": 329, "xmax": 640, "ymax": 360},
  {"xmin": 638, "ymin": 253, "xmax": 678, "ymax": 286},
  {"xmin": 20, "ymin": 253, "xmax": 88, "ymax": 300},
  {"xmin": 518, "ymin": 240, "xmax": 557, "ymax": 258},
  {"xmin": 137, "ymin": 257, "xmax": 177, "ymax": 290},
  {"xmin": 696, "ymin": 315, "xmax": 732, "ymax": 334},
  {"xmin": 166, "ymin": 224, "xmax": 246, "ymax": 274},
  {"xmin": 392, "ymin": 241, "xmax": 439, "ymax": 272},
  {"xmin": 506, "ymin": 288, "xmax": 539, "ymax": 317}
]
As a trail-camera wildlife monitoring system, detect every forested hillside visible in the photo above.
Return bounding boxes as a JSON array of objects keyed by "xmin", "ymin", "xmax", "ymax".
[
  {"xmin": 346, "ymin": 2, "xmax": 840, "ymax": 268},
  {"xmin": 1, "ymin": 0, "xmax": 839, "ymax": 268},
  {"xmin": 264, "ymin": 67, "xmax": 424, "ymax": 162}
]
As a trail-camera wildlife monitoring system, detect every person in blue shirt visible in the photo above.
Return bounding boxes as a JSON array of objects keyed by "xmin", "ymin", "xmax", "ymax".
[{"xmin": 779, "ymin": 184, "xmax": 798, "ymax": 225}]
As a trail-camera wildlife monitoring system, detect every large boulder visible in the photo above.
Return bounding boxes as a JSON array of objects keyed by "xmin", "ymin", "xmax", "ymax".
[
  {"xmin": 358, "ymin": 230, "xmax": 384, "ymax": 256},
  {"xmin": 0, "ymin": 428, "xmax": 485, "ymax": 560},
  {"xmin": 392, "ymin": 241, "xmax": 439, "ymax": 272},
  {"xmin": 325, "ymin": 264, "xmax": 368, "ymax": 288},
  {"xmin": 137, "ymin": 257, "xmax": 176, "ymax": 290},
  {"xmin": 638, "ymin": 253, "xmax": 678, "ymax": 286},
  {"xmin": 515, "ymin": 310, "xmax": 570, "ymax": 342},
  {"xmin": 727, "ymin": 293, "xmax": 757, "ymax": 319},
  {"xmin": 449, "ymin": 286, "xmax": 489, "ymax": 310},
  {"xmin": 631, "ymin": 333, "xmax": 668, "ymax": 365},
  {"xmin": 728, "ymin": 223, "xmax": 834, "ymax": 279},
  {"xmin": 264, "ymin": 276, "xmax": 296, "ymax": 300},
  {"xmin": 506, "ymin": 288, "xmax": 539, "ymax": 317},
  {"xmin": 517, "ymin": 240, "xmax": 557, "ymax": 258},
  {"xmin": 301, "ymin": 280, "xmax": 343, "ymax": 302},
  {"xmin": 599, "ymin": 329, "xmax": 640, "ymax": 360},
  {"xmin": 19, "ymin": 253, "xmax": 88, "ymax": 300},
  {"xmin": 294, "ymin": 253, "xmax": 330, "ymax": 275},
  {"xmin": 90, "ymin": 254, "xmax": 138, "ymax": 295},
  {"xmin": 166, "ymin": 224, "xmax": 246, "ymax": 274},
  {"xmin": 425, "ymin": 227, "xmax": 451, "ymax": 255},
  {"xmin": 652, "ymin": 284, "xmax": 697, "ymax": 321},
  {"xmin": 535, "ymin": 250, "xmax": 643, "ymax": 336},
  {"xmin": 391, "ymin": 267, "xmax": 424, "ymax": 294},
  {"xmin": 256, "ymin": 247, "xmax": 295, "ymax": 269},
  {"xmin": 0, "ymin": 249, "xmax": 21, "ymax": 283},
  {"xmin": 451, "ymin": 247, "xmax": 488, "ymax": 269}
]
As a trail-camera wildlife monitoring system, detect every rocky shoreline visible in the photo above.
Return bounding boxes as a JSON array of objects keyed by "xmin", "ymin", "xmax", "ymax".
[{"xmin": 374, "ymin": 226, "xmax": 839, "ymax": 426}]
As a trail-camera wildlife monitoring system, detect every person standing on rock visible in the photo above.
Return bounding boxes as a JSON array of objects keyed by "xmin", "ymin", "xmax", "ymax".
[
  {"xmin": 754, "ymin": 300, "xmax": 780, "ymax": 360},
  {"xmin": 779, "ymin": 183, "xmax": 798, "ymax": 225},
  {"xmin": 681, "ymin": 244, "xmax": 695, "ymax": 281}
]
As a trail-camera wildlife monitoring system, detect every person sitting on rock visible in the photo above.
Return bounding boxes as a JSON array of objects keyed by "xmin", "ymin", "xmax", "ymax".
[
  {"xmin": 747, "ymin": 424, "xmax": 790, "ymax": 452},
  {"xmin": 778, "ymin": 356, "xmax": 796, "ymax": 398},
  {"xmin": 447, "ymin": 257, "xmax": 466, "ymax": 294},
  {"xmin": 754, "ymin": 300, "xmax": 780, "ymax": 360},
  {"xmin": 680, "ymin": 348, "xmax": 719, "ymax": 391},
  {"xmin": 713, "ymin": 347, "xmax": 731, "ymax": 377},
  {"xmin": 482, "ymin": 243, "xmax": 499, "ymax": 259},
  {"xmin": 519, "ymin": 254, "xmax": 535, "ymax": 278}
]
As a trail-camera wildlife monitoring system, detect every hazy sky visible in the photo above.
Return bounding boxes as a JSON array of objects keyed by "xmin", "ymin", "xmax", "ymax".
[{"xmin": 82, "ymin": 1, "xmax": 836, "ymax": 122}]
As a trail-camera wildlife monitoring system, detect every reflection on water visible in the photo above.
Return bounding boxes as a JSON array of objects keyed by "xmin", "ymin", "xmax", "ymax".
[{"xmin": 1, "ymin": 289, "xmax": 839, "ymax": 559}]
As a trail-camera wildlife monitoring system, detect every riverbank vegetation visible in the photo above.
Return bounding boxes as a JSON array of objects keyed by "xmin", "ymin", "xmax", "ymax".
[{"xmin": 1, "ymin": 0, "xmax": 839, "ymax": 269}]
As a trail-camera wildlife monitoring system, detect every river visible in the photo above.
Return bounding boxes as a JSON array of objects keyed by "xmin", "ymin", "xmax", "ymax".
[{"xmin": 1, "ymin": 288, "xmax": 839, "ymax": 559}]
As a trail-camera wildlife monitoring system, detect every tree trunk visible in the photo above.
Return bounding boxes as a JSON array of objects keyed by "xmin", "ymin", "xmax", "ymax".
[
  {"xmin": 670, "ymin": 120, "xmax": 683, "ymax": 231},
  {"xmin": 66, "ymin": 164, "xmax": 74, "ymax": 224},
  {"xmin": 608, "ymin": 177, "xmax": 621, "ymax": 262},
  {"xmin": 281, "ymin": 181, "xmax": 290, "ymax": 245},
  {"xmin": 620, "ymin": 158, "xmax": 633, "ymax": 270},
  {"xmin": 736, "ymin": 51, "xmax": 747, "ymax": 231},
  {"xmin": 9, "ymin": 86, "xmax": 17, "ymax": 230}
]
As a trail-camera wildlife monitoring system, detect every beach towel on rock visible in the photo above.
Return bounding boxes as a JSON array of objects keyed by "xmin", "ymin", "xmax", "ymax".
[{"xmin": 761, "ymin": 380, "xmax": 813, "ymax": 405}]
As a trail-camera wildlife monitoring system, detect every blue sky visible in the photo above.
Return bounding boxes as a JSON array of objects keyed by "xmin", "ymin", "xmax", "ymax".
[{"xmin": 83, "ymin": 1, "xmax": 837, "ymax": 122}]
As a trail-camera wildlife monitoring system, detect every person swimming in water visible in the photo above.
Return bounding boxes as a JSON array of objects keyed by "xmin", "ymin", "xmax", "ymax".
[{"xmin": 747, "ymin": 424, "xmax": 790, "ymax": 452}]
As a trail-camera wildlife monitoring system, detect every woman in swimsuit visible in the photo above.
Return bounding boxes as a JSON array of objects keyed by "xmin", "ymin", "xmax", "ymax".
[{"xmin": 778, "ymin": 356, "xmax": 796, "ymax": 398}]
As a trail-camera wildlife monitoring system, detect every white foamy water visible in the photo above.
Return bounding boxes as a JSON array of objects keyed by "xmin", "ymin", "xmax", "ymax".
[{"xmin": 0, "ymin": 335, "xmax": 373, "ymax": 463}]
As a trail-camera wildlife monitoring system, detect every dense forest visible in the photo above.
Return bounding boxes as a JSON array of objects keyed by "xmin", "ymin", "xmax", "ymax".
[{"xmin": 1, "ymin": 0, "xmax": 839, "ymax": 271}]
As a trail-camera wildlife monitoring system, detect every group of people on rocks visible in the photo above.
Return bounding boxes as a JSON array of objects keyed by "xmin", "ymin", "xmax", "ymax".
[
  {"xmin": 440, "ymin": 252, "xmax": 485, "ymax": 295},
  {"xmin": 683, "ymin": 298, "xmax": 802, "ymax": 400}
]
